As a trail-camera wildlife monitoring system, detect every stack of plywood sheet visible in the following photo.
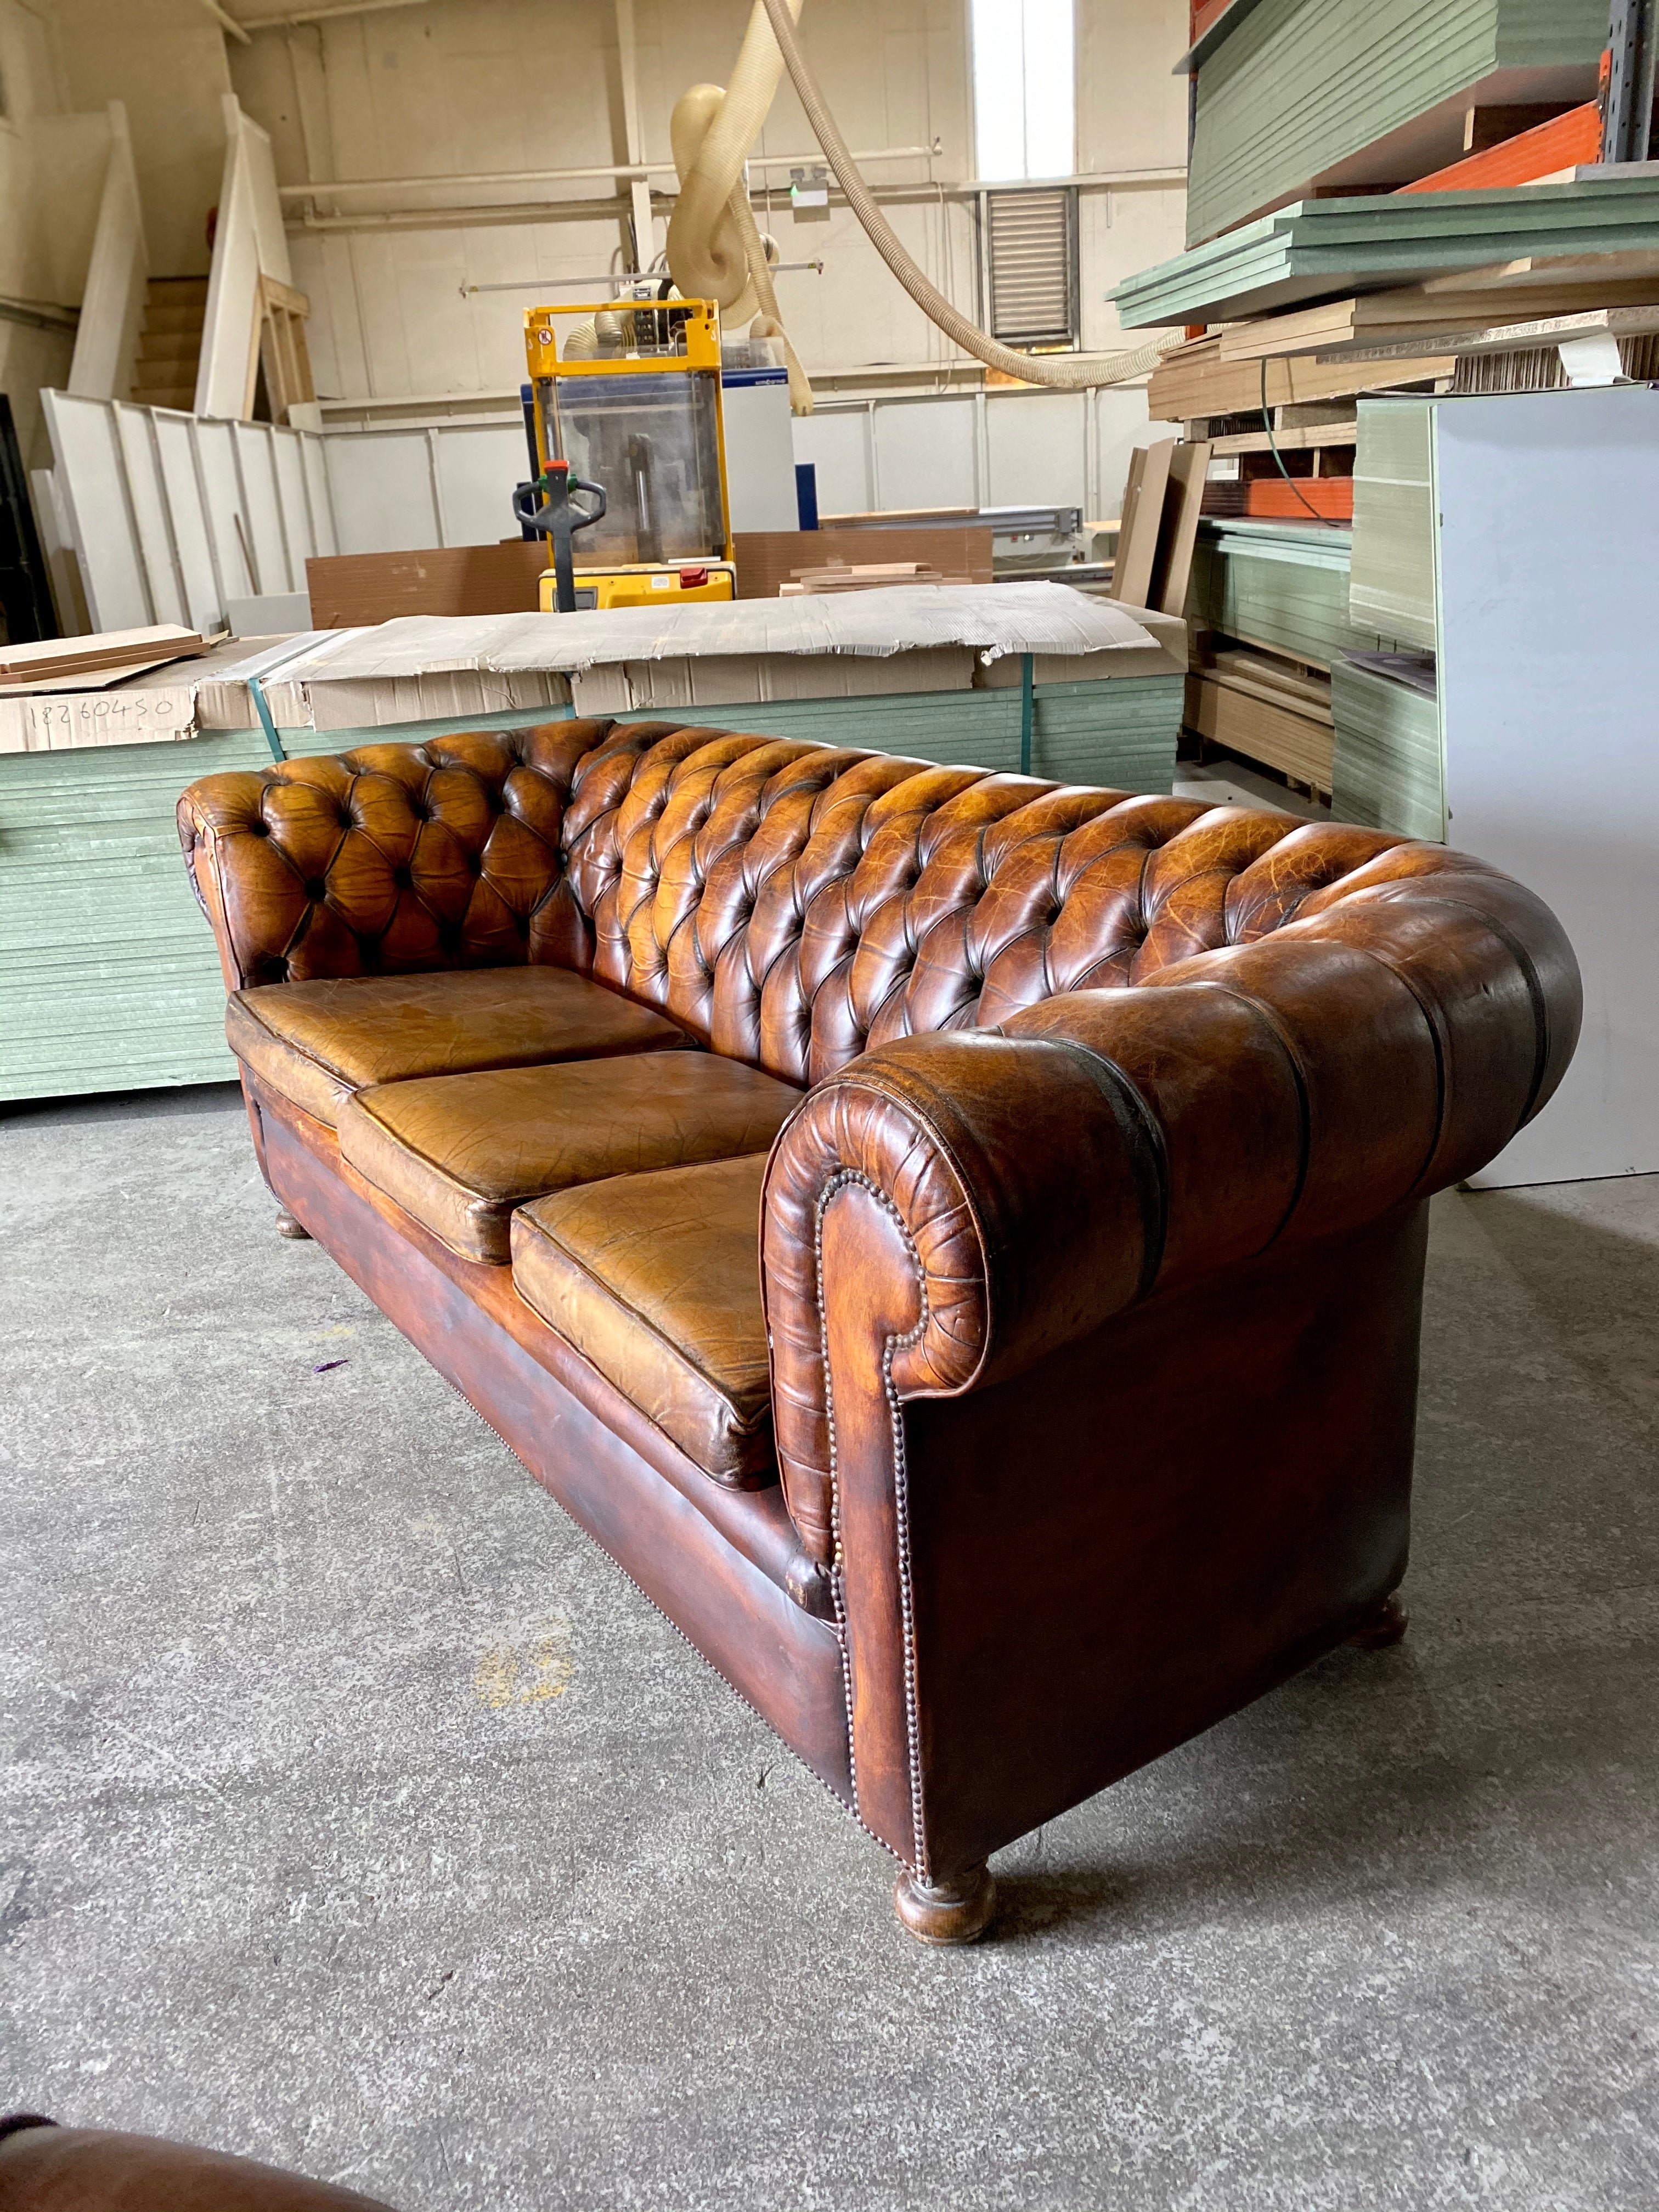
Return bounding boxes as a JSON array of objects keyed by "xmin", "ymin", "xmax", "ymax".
[
  {"xmin": 733, "ymin": 527, "xmax": 993, "ymax": 600},
  {"xmin": 1187, "ymin": 518, "xmax": 1397, "ymax": 672},
  {"xmin": 1115, "ymin": 180, "xmax": 1659, "ymax": 329},
  {"xmin": 1179, "ymin": 0, "xmax": 1607, "ymax": 247},
  {"xmin": 1181, "ymin": 514, "xmax": 1410, "ymax": 800},
  {"xmin": 0, "ymin": 625, "xmax": 212, "ymax": 694},
  {"xmin": 1185, "ymin": 642, "xmax": 1336, "ymax": 803},
  {"xmin": 1330, "ymin": 651, "xmax": 1443, "ymax": 843},
  {"xmin": 778, "ymin": 560, "xmax": 973, "ymax": 596}
]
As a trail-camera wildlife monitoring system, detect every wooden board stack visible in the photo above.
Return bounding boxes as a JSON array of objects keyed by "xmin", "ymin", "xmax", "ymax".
[
  {"xmin": 1178, "ymin": 0, "xmax": 1610, "ymax": 248},
  {"xmin": 1108, "ymin": 439, "xmax": 1213, "ymax": 619},
  {"xmin": 0, "ymin": 625, "xmax": 213, "ymax": 695},
  {"xmin": 1115, "ymin": 0, "xmax": 1659, "ymax": 807},
  {"xmin": 778, "ymin": 560, "xmax": 974, "ymax": 596},
  {"xmin": 733, "ymin": 528, "xmax": 994, "ymax": 601}
]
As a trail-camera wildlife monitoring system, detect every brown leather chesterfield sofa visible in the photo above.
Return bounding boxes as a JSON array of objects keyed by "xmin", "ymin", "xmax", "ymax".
[{"xmin": 178, "ymin": 719, "xmax": 1579, "ymax": 1944}]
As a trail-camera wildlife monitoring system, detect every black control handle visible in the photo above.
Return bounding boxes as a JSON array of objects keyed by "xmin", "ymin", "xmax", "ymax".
[{"xmin": 515, "ymin": 462, "xmax": 608, "ymax": 612}]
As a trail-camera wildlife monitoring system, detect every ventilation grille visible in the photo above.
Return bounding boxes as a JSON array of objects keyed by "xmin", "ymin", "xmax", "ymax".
[{"xmin": 986, "ymin": 188, "xmax": 1077, "ymax": 351}]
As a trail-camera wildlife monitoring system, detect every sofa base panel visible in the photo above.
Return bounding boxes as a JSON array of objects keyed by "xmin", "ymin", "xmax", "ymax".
[{"xmin": 252, "ymin": 1085, "xmax": 854, "ymax": 1810}]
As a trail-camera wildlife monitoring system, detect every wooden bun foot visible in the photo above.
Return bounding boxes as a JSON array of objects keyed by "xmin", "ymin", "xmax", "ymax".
[
  {"xmin": 275, "ymin": 1209, "xmax": 313, "ymax": 1240},
  {"xmin": 894, "ymin": 1863, "xmax": 996, "ymax": 1946},
  {"xmin": 1347, "ymin": 1591, "xmax": 1408, "ymax": 1650}
]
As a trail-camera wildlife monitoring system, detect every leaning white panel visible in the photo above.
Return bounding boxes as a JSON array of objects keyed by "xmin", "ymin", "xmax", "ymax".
[
  {"xmin": 153, "ymin": 410, "xmax": 226, "ymax": 636},
  {"xmin": 301, "ymin": 435, "xmax": 337, "ymax": 559},
  {"xmin": 1437, "ymin": 385, "xmax": 1659, "ymax": 1186},
  {"xmin": 273, "ymin": 432, "xmax": 314, "ymax": 570},
  {"xmin": 191, "ymin": 418, "xmax": 258, "ymax": 599},
  {"xmin": 41, "ymin": 390, "xmax": 153, "ymax": 633},
  {"xmin": 232, "ymin": 424, "xmax": 292, "ymax": 594}
]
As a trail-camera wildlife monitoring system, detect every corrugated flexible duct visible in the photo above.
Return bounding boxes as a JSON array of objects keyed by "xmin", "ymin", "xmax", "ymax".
[
  {"xmin": 757, "ymin": 0, "xmax": 1182, "ymax": 391},
  {"xmin": 667, "ymin": 2, "xmax": 815, "ymax": 413}
]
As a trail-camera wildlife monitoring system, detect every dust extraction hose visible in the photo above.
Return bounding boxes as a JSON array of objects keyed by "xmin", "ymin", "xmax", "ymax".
[
  {"xmin": 667, "ymin": 1, "xmax": 815, "ymax": 413},
  {"xmin": 756, "ymin": 0, "xmax": 1181, "ymax": 392}
]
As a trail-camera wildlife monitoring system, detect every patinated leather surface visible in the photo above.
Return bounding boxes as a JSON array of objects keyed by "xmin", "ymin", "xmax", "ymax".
[
  {"xmin": 177, "ymin": 720, "xmax": 664, "ymax": 989},
  {"xmin": 182, "ymin": 720, "xmax": 1427, "ymax": 1087},
  {"xmin": 179, "ymin": 720, "xmax": 1586, "ymax": 1891},
  {"xmin": 182, "ymin": 723, "xmax": 1581, "ymax": 1539},
  {"xmin": 512, "ymin": 1155, "xmax": 775, "ymax": 1482},
  {"xmin": 228, "ymin": 966, "xmax": 688, "ymax": 1126},
  {"xmin": 340, "ymin": 1053, "xmax": 797, "ymax": 1266},
  {"xmin": 761, "ymin": 842, "xmax": 1583, "ymax": 1564},
  {"xmin": 0, "ymin": 2121, "xmax": 395, "ymax": 2210}
]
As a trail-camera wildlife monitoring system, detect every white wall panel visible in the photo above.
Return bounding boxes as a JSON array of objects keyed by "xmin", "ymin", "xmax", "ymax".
[
  {"xmin": 1438, "ymin": 386, "xmax": 1659, "ymax": 1185},
  {"xmin": 986, "ymin": 392, "xmax": 1088, "ymax": 510},
  {"xmin": 153, "ymin": 413, "xmax": 224, "ymax": 637},
  {"xmin": 872, "ymin": 399, "xmax": 979, "ymax": 514},
  {"xmin": 302, "ymin": 438, "xmax": 339, "ymax": 558},
  {"xmin": 325, "ymin": 431, "xmax": 442, "ymax": 554},
  {"xmin": 42, "ymin": 392, "xmax": 329, "ymax": 633},
  {"xmin": 191, "ymin": 419, "xmax": 258, "ymax": 599},
  {"xmin": 432, "ymin": 424, "xmax": 527, "ymax": 546},
  {"xmin": 112, "ymin": 407, "xmax": 188, "ymax": 628},
  {"xmin": 273, "ymin": 435, "xmax": 315, "ymax": 568},
  {"xmin": 789, "ymin": 410, "xmax": 874, "ymax": 518},
  {"xmin": 232, "ymin": 425, "xmax": 292, "ymax": 594},
  {"xmin": 40, "ymin": 394, "xmax": 150, "ymax": 629}
]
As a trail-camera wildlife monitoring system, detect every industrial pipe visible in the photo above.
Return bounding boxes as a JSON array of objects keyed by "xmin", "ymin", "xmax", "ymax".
[
  {"xmin": 666, "ymin": 1, "xmax": 814, "ymax": 413},
  {"xmin": 755, "ymin": 0, "xmax": 1181, "ymax": 391}
]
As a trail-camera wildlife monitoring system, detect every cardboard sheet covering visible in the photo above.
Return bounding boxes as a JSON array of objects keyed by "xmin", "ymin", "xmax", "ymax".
[
  {"xmin": 2, "ymin": 586, "xmax": 1171, "ymax": 749},
  {"xmin": 278, "ymin": 584, "xmax": 1158, "ymax": 681}
]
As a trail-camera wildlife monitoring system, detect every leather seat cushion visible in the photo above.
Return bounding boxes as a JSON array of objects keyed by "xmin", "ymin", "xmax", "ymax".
[
  {"xmin": 512, "ymin": 1153, "xmax": 775, "ymax": 1485},
  {"xmin": 338, "ymin": 1051, "xmax": 800, "ymax": 1266},
  {"xmin": 227, "ymin": 966, "xmax": 689, "ymax": 1126}
]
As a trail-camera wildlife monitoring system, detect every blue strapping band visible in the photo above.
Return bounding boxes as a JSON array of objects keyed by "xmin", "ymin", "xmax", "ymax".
[{"xmin": 248, "ymin": 673, "xmax": 286, "ymax": 763}]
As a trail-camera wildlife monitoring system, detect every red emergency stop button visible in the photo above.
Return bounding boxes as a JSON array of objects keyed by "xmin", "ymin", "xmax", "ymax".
[{"xmin": 679, "ymin": 566, "xmax": 709, "ymax": 587}]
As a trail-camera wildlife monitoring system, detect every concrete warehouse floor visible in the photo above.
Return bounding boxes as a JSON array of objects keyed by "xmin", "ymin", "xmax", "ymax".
[{"xmin": 1, "ymin": 1086, "xmax": 1655, "ymax": 2212}]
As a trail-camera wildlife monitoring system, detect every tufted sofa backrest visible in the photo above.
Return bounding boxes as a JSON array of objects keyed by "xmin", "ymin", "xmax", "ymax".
[{"xmin": 180, "ymin": 715, "xmax": 1419, "ymax": 1087}]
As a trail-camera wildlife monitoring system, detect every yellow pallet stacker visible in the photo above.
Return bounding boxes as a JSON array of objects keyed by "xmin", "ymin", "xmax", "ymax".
[{"xmin": 517, "ymin": 296, "xmax": 737, "ymax": 613}]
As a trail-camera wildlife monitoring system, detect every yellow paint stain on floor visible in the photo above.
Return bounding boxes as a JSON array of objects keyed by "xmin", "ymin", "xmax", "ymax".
[{"xmin": 473, "ymin": 1618, "xmax": 574, "ymax": 1709}]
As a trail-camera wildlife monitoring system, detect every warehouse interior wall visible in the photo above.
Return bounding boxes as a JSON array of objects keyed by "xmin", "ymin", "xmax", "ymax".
[
  {"xmin": 0, "ymin": 0, "xmax": 109, "ymax": 466},
  {"xmin": 50, "ymin": 0, "xmax": 233, "ymax": 278},
  {"xmin": 219, "ymin": 0, "xmax": 1191, "ymax": 518},
  {"xmin": 1, "ymin": 0, "xmax": 1190, "ymax": 523}
]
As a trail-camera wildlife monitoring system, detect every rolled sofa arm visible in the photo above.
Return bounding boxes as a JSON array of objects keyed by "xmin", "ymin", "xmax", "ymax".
[{"xmin": 760, "ymin": 845, "xmax": 1581, "ymax": 1565}]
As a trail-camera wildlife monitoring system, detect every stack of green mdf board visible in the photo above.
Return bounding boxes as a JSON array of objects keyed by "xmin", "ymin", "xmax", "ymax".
[
  {"xmin": 612, "ymin": 678, "xmax": 1186, "ymax": 794},
  {"xmin": 1188, "ymin": 519, "xmax": 1402, "ymax": 671},
  {"xmin": 1184, "ymin": 0, "xmax": 1604, "ymax": 246},
  {"xmin": 1351, "ymin": 397, "xmax": 1439, "ymax": 650},
  {"xmin": 1113, "ymin": 177, "xmax": 1659, "ymax": 328},
  {"xmin": 0, "ymin": 678, "xmax": 1184, "ymax": 1103},
  {"xmin": 0, "ymin": 733, "xmax": 270, "ymax": 1101},
  {"xmin": 1330, "ymin": 654, "xmax": 1445, "ymax": 842}
]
